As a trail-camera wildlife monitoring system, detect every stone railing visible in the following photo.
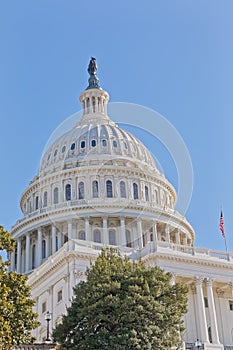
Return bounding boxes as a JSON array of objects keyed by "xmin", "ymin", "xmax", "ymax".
[
  {"xmin": 224, "ymin": 346, "xmax": 233, "ymax": 350},
  {"xmin": 139, "ymin": 241, "xmax": 233, "ymax": 262}
]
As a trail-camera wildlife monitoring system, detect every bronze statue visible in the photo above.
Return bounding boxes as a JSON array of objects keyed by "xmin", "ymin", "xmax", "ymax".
[
  {"xmin": 86, "ymin": 57, "xmax": 100, "ymax": 89},
  {"xmin": 88, "ymin": 57, "xmax": 97, "ymax": 76}
]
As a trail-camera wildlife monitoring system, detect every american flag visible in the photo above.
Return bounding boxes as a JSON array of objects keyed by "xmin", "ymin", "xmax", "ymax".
[{"xmin": 219, "ymin": 211, "xmax": 225, "ymax": 238}]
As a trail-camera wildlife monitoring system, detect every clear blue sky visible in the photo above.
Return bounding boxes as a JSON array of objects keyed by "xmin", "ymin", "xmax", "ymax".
[{"xmin": 0, "ymin": 0, "xmax": 232, "ymax": 255}]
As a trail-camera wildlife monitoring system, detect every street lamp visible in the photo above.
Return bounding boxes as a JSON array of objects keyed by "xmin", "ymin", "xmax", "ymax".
[
  {"xmin": 195, "ymin": 339, "xmax": 202, "ymax": 349},
  {"xmin": 45, "ymin": 311, "xmax": 52, "ymax": 342}
]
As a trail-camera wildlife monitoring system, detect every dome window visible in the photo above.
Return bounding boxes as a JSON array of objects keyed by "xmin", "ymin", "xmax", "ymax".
[
  {"xmin": 92, "ymin": 180, "xmax": 99, "ymax": 198},
  {"xmin": 65, "ymin": 184, "xmax": 71, "ymax": 201},
  {"xmin": 133, "ymin": 183, "xmax": 139, "ymax": 200},
  {"xmin": 93, "ymin": 229, "xmax": 101, "ymax": 243},
  {"xmin": 126, "ymin": 230, "xmax": 132, "ymax": 247},
  {"xmin": 78, "ymin": 231, "xmax": 86, "ymax": 240},
  {"xmin": 70, "ymin": 143, "xmax": 76, "ymax": 151},
  {"xmin": 54, "ymin": 149, "xmax": 58, "ymax": 157},
  {"xmin": 78, "ymin": 182, "xmax": 85, "ymax": 199},
  {"xmin": 145, "ymin": 186, "xmax": 149, "ymax": 201},
  {"xmin": 106, "ymin": 180, "xmax": 113, "ymax": 198},
  {"xmin": 62, "ymin": 146, "xmax": 66, "ymax": 153},
  {"xmin": 42, "ymin": 240, "xmax": 46, "ymax": 259},
  {"xmin": 80, "ymin": 141, "xmax": 86, "ymax": 149},
  {"xmin": 43, "ymin": 191, "xmax": 48, "ymax": 207},
  {"xmin": 113, "ymin": 140, "xmax": 118, "ymax": 148},
  {"xmin": 54, "ymin": 187, "xmax": 59, "ymax": 204},
  {"xmin": 35, "ymin": 196, "xmax": 39, "ymax": 210},
  {"xmin": 120, "ymin": 181, "xmax": 126, "ymax": 198},
  {"xmin": 91, "ymin": 139, "xmax": 97, "ymax": 147},
  {"xmin": 123, "ymin": 141, "xmax": 128, "ymax": 149},
  {"xmin": 109, "ymin": 229, "xmax": 116, "ymax": 246},
  {"xmin": 47, "ymin": 154, "xmax": 51, "ymax": 161},
  {"xmin": 102, "ymin": 139, "xmax": 107, "ymax": 147}
]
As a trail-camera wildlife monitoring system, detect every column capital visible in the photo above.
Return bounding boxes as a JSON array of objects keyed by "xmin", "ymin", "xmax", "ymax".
[
  {"xmin": 194, "ymin": 277, "xmax": 205, "ymax": 286},
  {"xmin": 205, "ymin": 277, "xmax": 215, "ymax": 287}
]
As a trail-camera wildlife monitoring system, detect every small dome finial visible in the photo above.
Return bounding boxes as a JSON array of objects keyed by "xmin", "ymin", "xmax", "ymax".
[{"xmin": 86, "ymin": 57, "xmax": 100, "ymax": 90}]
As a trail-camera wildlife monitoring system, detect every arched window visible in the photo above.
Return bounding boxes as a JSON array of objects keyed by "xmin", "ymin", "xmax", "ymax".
[
  {"xmin": 65, "ymin": 184, "xmax": 71, "ymax": 201},
  {"xmin": 102, "ymin": 139, "xmax": 107, "ymax": 147},
  {"xmin": 80, "ymin": 141, "xmax": 86, "ymax": 149},
  {"xmin": 54, "ymin": 187, "xmax": 59, "ymax": 204},
  {"xmin": 42, "ymin": 240, "xmax": 46, "ymax": 259},
  {"xmin": 93, "ymin": 229, "xmax": 101, "ymax": 243},
  {"xmin": 78, "ymin": 231, "xmax": 86, "ymax": 240},
  {"xmin": 133, "ymin": 183, "xmax": 138, "ymax": 200},
  {"xmin": 70, "ymin": 143, "xmax": 75, "ymax": 150},
  {"xmin": 109, "ymin": 230, "xmax": 116, "ymax": 246},
  {"xmin": 106, "ymin": 180, "xmax": 113, "ymax": 198},
  {"xmin": 120, "ymin": 181, "xmax": 126, "ymax": 198},
  {"xmin": 91, "ymin": 139, "xmax": 96, "ymax": 147},
  {"xmin": 126, "ymin": 230, "xmax": 132, "ymax": 247},
  {"xmin": 92, "ymin": 180, "xmax": 99, "ymax": 198},
  {"xmin": 43, "ymin": 191, "xmax": 48, "ymax": 207},
  {"xmin": 78, "ymin": 182, "xmax": 85, "ymax": 199},
  {"xmin": 32, "ymin": 244, "xmax": 36, "ymax": 269},
  {"xmin": 145, "ymin": 186, "xmax": 149, "ymax": 201},
  {"xmin": 35, "ymin": 196, "xmax": 39, "ymax": 210}
]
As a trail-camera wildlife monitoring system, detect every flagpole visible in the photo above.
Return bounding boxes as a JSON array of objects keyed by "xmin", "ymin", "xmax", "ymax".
[
  {"xmin": 219, "ymin": 208, "xmax": 229, "ymax": 260},
  {"xmin": 224, "ymin": 235, "xmax": 228, "ymax": 253}
]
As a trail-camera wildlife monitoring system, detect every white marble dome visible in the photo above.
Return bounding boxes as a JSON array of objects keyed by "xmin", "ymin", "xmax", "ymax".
[{"xmin": 40, "ymin": 92, "xmax": 156, "ymax": 175}]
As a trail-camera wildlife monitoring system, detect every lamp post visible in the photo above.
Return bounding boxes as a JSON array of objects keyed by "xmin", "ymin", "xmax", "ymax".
[
  {"xmin": 45, "ymin": 311, "xmax": 52, "ymax": 342},
  {"xmin": 195, "ymin": 339, "xmax": 202, "ymax": 349}
]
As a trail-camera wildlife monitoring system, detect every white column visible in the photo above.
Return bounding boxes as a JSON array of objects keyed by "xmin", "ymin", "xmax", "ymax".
[
  {"xmin": 45, "ymin": 234, "xmax": 50, "ymax": 258},
  {"xmin": 16, "ymin": 239, "xmax": 21, "ymax": 273},
  {"xmin": 103, "ymin": 217, "xmax": 108, "ymax": 244},
  {"xmin": 68, "ymin": 221, "xmax": 73, "ymax": 251},
  {"xmin": 206, "ymin": 279, "xmax": 220, "ymax": 344},
  {"xmin": 85, "ymin": 217, "xmax": 91, "ymax": 241},
  {"xmin": 57, "ymin": 231, "xmax": 62, "ymax": 249},
  {"xmin": 137, "ymin": 219, "xmax": 143, "ymax": 249},
  {"xmin": 152, "ymin": 220, "xmax": 158, "ymax": 241},
  {"xmin": 176, "ymin": 229, "xmax": 181, "ymax": 245},
  {"xmin": 37, "ymin": 228, "xmax": 42, "ymax": 267},
  {"xmin": 183, "ymin": 234, "xmax": 187, "ymax": 246},
  {"xmin": 69, "ymin": 269, "xmax": 76, "ymax": 300},
  {"xmin": 165, "ymin": 224, "xmax": 170, "ymax": 243},
  {"xmin": 52, "ymin": 224, "xmax": 56, "ymax": 254},
  {"xmin": 120, "ymin": 217, "xmax": 125, "ymax": 247},
  {"xmin": 10, "ymin": 251, "xmax": 15, "ymax": 272},
  {"xmin": 195, "ymin": 277, "xmax": 209, "ymax": 342},
  {"xmin": 25, "ymin": 232, "xmax": 30, "ymax": 273}
]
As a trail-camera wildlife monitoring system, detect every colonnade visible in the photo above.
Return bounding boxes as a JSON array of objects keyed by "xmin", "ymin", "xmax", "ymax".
[
  {"xmin": 193, "ymin": 277, "xmax": 221, "ymax": 345},
  {"xmin": 11, "ymin": 217, "xmax": 191, "ymax": 274}
]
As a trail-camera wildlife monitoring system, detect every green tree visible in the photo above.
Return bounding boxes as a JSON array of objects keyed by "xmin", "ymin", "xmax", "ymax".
[
  {"xmin": 0, "ymin": 225, "xmax": 39, "ymax": 350},
  {"xmin": 53, "ymin": 248, "xmax": 188, "ymax": 350}
]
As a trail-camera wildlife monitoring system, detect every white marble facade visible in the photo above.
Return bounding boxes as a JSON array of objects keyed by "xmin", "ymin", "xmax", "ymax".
[{"xmin": 10, "ymin": 66, "xmax": 233, "ymax": 349}]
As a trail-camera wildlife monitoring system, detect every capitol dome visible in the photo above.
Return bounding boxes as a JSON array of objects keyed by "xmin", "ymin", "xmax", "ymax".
[{"xmin": 11, "ymin": 57, "xmax": 194, "ymax": 278}]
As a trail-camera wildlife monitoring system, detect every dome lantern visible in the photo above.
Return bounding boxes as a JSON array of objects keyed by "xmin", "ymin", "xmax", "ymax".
[{"xmin": 79, "ymin": 57, "xmax": 109, "ymax": 120}]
